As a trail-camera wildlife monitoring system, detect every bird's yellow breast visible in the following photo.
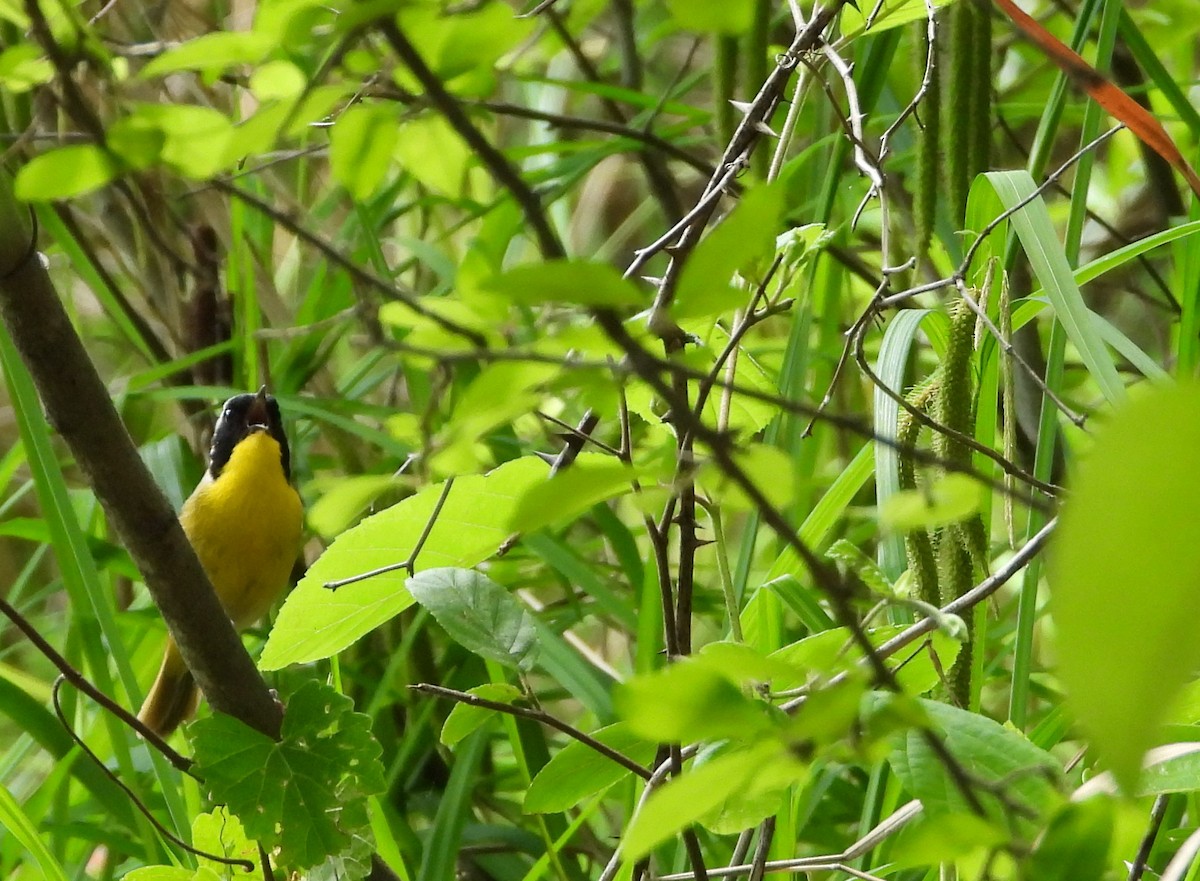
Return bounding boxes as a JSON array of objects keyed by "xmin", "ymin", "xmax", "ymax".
[{"xmin": 179, "ymin": 431, "xmax": 304, "ymax": 629}]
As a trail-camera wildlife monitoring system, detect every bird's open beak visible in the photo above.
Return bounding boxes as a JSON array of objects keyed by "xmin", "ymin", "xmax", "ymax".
[{"xmin": 246, "ymin": 385, "xmax": 270, "ymax": 431}]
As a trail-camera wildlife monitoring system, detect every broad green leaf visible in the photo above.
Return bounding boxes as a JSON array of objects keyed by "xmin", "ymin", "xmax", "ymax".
[
  {"xmin": 524, "ymin": 723, "xmax": 657, "ymax": 814},
  {"xmin": 106, "ymin": 116, "xmax": 165, "ymax": 171},
  {"xmin": 663, "ymin": 0, "xmax": 755, "ymax": 34},
  {"xmin": 140, "ymin": 31, "xmax": 271, "ymax": 78},
  {"xmin": 189, "ymin": 680, "xmax": 385, "ymax": 871},
  {"xmin": 262, "ymin": 456, "xmax": 545, "ymax": 670},
  {"xmin": 14, "ymin": 145, "xmax": 117, "ymax": 200},
  {"xmin": 622, "ymin": 743, "xmax": 800, "ymax": 859},
  {"xmin": 509, "ymin": 455, "xmax": 636, "ymax": 533},
  {"xmin": 485, "ymin": 261, "xmax": 646, "ymax": 307},
  {"xmin": 881, "ymin": 473, "xmax": 984, "ymax": 531},
  {"xmin": 331, "ymin": 103, "xmax": 400, "ymax": 200},
  {"xmin": 250, "ymin": 59, "xmax": 306, "ymax": 100},
  {"xmin": 127, "ymin": 103, "xmax": 234, "ymax": 178},
  {"xmin": 675, "ymin": 184, "xmax": 784, "ymax": 319},
  {"xmin": 393, "ymin": 115, "xmax": 472, "ymax": 196},
  {"xmin": 1027, "ymin": 799, "xmax": 1113, "ymax": 881},
  {"xmin": 890, "ymin": 699, "xmax": 1060, "ymax": 819},
  {"xmin": 441, "ymin": 684, "xmax": 524, "ymax": 747},
  {"xmin": 1052, "ymin": 383, "xmax": 1200, "ymax": 790},
  {"xmin": 122, "ymin": 870, "xmax": 204, "ymax": 881},
  {"xmin": 615, "ymin": 660, "xmax": 778, "ymax": 742},
  {"xmin": 407, "ymin": 568, "xmax": 539, "ymax": 670}
]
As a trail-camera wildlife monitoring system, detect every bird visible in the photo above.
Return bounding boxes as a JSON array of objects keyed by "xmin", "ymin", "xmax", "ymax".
[{"xmin": 138, "ymin": 387, "xmax": 304, "ymax": 736}]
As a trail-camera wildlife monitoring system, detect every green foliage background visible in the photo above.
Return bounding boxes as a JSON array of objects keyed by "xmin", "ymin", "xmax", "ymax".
[{"xmin": 1, "ymin": 0, "xmax": 1200, "ymax": 878}]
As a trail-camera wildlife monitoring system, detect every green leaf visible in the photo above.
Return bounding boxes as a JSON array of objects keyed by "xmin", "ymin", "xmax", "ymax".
[
  {"xmin": 262, "ymin": 456, "xmax": 545, "ymax": 670},
  {"xmin": 890, "ymin": 699, "xmax": 1061, "ymax": 820},
  {"xmin": 192, "ymin": 807, "xmax": 256, "ymax": 875},
  {"xmin": 1051, "ymin": 383, "xmax": 1200, "ymax": 791},
  {"xmin": 189, "ymin": 680, "xmax": 385, "ymax": 872},
  {"xmin": 985, "ymin": 170, "xmax": 1125, "ymax": 405},
  {"xmin": 892, "ymin": 812, "xmax": 1006, "ymax": 868},
  {"xmin": 841, "ymin": 0, "xmax": 955, "ymax": 38},
  {"xmin": 0, "ymin": 781, "xmax": 68, "ymax": 881},
  {"xmin": 1027, "ymin": 799, "xmax": 1113, "ymax": 881},
  {"xmin": 663, "ymin": 0, "xmax": 755, "ymax": 34},
  {"xmin": 441, "ymin": 683, "xmax": 524, "ymax": 747},
  {"xmin": 615, "ymin": 660, "xmax": 778, "ymax": 742},
  {"xmin": 675, "ymin": 184, "xmax": 784, "ymax": 319},
  {"xmin": 140, "ymin": 31, "xmax": 272, "ymax": 77},
  {"xmin": 14, "ymin": 145, "xmax": 117, "ymax": 200},
  {"xmin": 525, "ymin": 723, "xmax": 657, "ymax": 814},
  {"xmin": 407, "ymin": 568, "xmax": 539, "ymax": 670},
  {"xmin": 509, "ymin": 455, "xmax": 635, "ymax": 533},
  {"xmin": 0, "ymin": 44, "xmax": 52, "ymax": 92},
  {"xmin": 127, "ymin": 103, "xmax": 234, "ymax": 178},
  {"xmin": 484, "ymin": 261, "xmax": 646, "ymax": 307},
  {"xmin": 622, "ymin": 743, "xmax": 801, "ymax": 859},
  {"xmin": 881, "ymin": 473, "xmax": 984, "ymax": 531},
  {"xmin": 331, "ymin": 103, "xmax": 400, "ymax": 200}
]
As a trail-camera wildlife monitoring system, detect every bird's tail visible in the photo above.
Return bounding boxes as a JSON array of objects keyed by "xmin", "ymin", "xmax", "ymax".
[{"xmin": 137, "ymin": 639, "xmax": 199, "ymax": 737}]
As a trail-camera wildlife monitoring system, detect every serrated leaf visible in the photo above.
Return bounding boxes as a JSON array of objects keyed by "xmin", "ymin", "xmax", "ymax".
[
  {"xmin": 262, "ymin": 456, "xmax": 545, "ymax": 670},
  {"xmin": 484, "ymin": 261, "xmax": 646, "ymax": 307},
  {"xmin": 525, "ymin": 723, "xmax": 656, "ymax": 813},
  {"xmin": 441, "ymin": 683, "xmax": 524, "ymax": 747},
  {"xmin": 331, "ymin": 103, "xmax": 400, "ymax": 200},
  {"xmin": 509, "ymin": 455, "xmax": 635, "ymax": 533},
  {"xmin": 615, "ymin": 660, "xmax": 778, "ymax": 742},
  {"xmin": 840, "ymin": 0, "xmax": 955, "ymax": 38},
  {"xmin": 675, "ymin": 184, "xmax": 783, "ymax": 318},
  {"xmin": 189, "ymin": 680, "xmax": 385, "ymax": 872},
  {"xmin": 14, "ymin": 145, "xmax": 117, "ymax": 200},
  {"xmin": 408, "ymin": 568, "xmax": 539, "ymax": 670},
  {"xmin": 1052, "ymin": 383, "xmax": 1200, "ymax": 791}
]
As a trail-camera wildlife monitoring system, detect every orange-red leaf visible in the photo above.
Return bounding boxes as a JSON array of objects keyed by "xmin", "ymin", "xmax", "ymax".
[{"xmin": 993, "ymin": 0, "xmax": 1200, "ymax": 199}]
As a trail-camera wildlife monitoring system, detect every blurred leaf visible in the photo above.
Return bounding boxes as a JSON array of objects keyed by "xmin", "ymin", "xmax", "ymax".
[
  {"xmin": 331, "ymin": 103, "xmax": 400, "ymax": 200},
  {"xmin": 663, "ymin": 0, "xmax": 755, "ymax": 34},
  {"xmin": 485, "ymin": 261, "xmax": 646, "ymax": 307},
  {"xmin": 881, "ymin": 473, "xmax": 984, "ymax": 531},
  {"xmin": 841, "ymin": 0, "xmax": 955, "ymax": 38},
  {"xmin": 262, "ymin": 456, "xmax": 545, "ymax": 670},
  {"xmin": 192, "ymin": 807, "xmax": 256, "ymax": 875},
  {"xmin": 441, "ymin": 683, "xmax": 524, "ymax": 747},
  {"xmin": 525, "ymin": 723, "xmax": 656, "ymax": 813},
  {"xmin": 1052, "ymin": 383, "xmax": 1200, "ymax": 791},
  {"xmin": 408, "ymin": 568, "xmax": 539, "ymax": 670},
  {"xmin": 616, "ymin": 660, "xmax": 778, "ymax": 742},
  {"xmin": 14, "ymin": 145, "xmax": 117, "ymax": 200},
  {"xmin": 0, "ymin": 44, "xmax": 52, "ymax": 92},
  {"xmin": 675, "ymin": 184, "xmax": 784, "ymax": 319},
  {"xmin": 189, "ymin": 680, "xmax": 385, "ymax": 871},
  {"xmin": 622, "ymin": 742, "xmax": 802, "ymax": 859},
  {"xmin": 140, "ymin": 31, "xmax": 271, "ymax": 77},
  {"xmin": 1027, "ymin": 799, "xmax": 1113, "ymax": 881}
]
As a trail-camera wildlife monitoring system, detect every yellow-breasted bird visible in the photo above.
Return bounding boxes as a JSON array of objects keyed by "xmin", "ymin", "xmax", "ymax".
[{"xmin": 138, "ymin": 388, "xmax": 303, "ymax": 736}]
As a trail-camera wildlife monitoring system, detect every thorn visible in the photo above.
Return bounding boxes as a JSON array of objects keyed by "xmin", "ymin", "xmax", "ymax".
[
  {"xmin": 694, "ymin": 539, "xmax": 716, "ymax": 549},
  {"xmin": 640, "ymin": 275, "xmax": 663, "ymax": 286},
  {"xmin": 534, "ymin": 451, "xmax": 557, "ymax": 466},
  {"xmin": 729, "ymin": 99, "xmax": 755, "ymax": 115},
  {"xmin": 753, "ymin": 120, "xmax": 780, "ymax": 138}
]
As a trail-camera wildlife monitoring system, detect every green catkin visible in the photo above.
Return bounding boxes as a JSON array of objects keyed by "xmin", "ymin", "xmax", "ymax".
[
  {"xmin": 899, "ymin": 378, "xmax": 940, "ymax": 607},
  {"xmin": 945, "ymin": 1, "xmax": 974, "ymax": 227},
  {"xmin": 967, "ymin": 1, "xmax": 993, "ymax": 193},
  {"xmin": 933, "ymin": 298, "xmax": 979, "ymax": 707},
  {"xmin": 914, "ymin": 19, "xmax": 941, "ymax": 258}
]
